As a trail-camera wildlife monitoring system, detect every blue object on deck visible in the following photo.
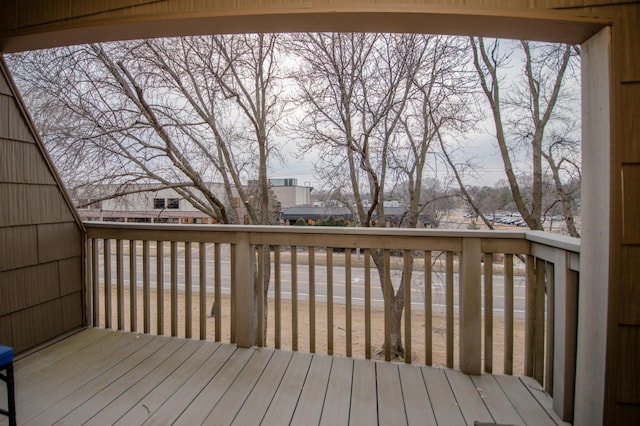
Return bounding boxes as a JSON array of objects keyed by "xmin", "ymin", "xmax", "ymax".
[{"xmin": 0, "ymin": 345, "xmax": 16, "ymax": 426}]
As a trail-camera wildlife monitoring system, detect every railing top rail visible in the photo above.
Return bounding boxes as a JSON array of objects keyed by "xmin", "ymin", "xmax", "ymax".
[
  {"xmin": 84, "ymin": 221, "xmax": 580, "ymax": 254},
  {"xmin": 526, "ymin": 230, "xmax": 580, "ymax": 254},
  {"xmin": 84, "ymin": 221, "xmax": 529, "ymax": 239}
]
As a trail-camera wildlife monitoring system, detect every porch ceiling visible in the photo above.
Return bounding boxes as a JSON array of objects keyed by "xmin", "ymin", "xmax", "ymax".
[{"xmin": 0, "ymin": 3, "xmax": 608, "ymax": 53}]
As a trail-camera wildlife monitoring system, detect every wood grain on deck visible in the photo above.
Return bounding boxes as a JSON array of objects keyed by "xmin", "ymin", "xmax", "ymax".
[{"xmin": 3, "ymin": 329, "xmax": 570, "ymax": 426}]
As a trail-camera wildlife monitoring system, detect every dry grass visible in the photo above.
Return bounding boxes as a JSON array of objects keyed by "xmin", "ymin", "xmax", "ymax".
[{"xmin": 98, "ymin": 286, "xmax": 525, "ymax": 375}]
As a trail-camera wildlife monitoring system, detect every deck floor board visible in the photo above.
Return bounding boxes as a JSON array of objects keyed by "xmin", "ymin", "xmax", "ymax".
[
  {"xmin": 142, "ymin": 342, "xmax": 237, "ymax": 424},
  {"xmin": 289, "ymin": 354, "xmax": 332, "ymax": 426},
  {"xmin": 114, "ymin": 341, "xmax": 224, "ymax": 425},
  {"xmin": 2, "ymin": 329, "xmax": 570, "ymax": 426},
  {"xmin": 495, "ymin": 374, "xmax": 558, "ymax": 426},
  {"xmin": 470, "ymin": 373, "xmax": 526, "ymax": 425},
  {"xmin": 349, "ymin": 359, "xmax": 378, "ymax": 426},
  {"xmin": 202, "ymin": 348, "xmax": 275, "ymax": 425},
  {"xmin": 376, "ymin": 362, "xmax": 407, "ymax": 425},
  {"xmin": 84, "ymin": 339, "xmax": 202, "ymax": 425},
  {"xmin": 398, "ymin": 363, "xmax": 437, "ymax": 426},
  {"xmin": 319, "ymin": 356, "xmax": 353, "ymax": 426},
  {"xmin": 26, "ymin": 335, "xmax": 174, "ymax": 425},
  {"xmin": 231, "ymin": 349, "xmax": 293, "ymax": 426},
  {"xmin": 445, "ymin": 368, "xmax": 494, "ymax": 424},
  {"xmin": 260, "ymin": 351, "xmax": 313, "ymax": 426},
  {"xmin": 422, "ymin": 366, "xmax": 467, "ymax": 425}
]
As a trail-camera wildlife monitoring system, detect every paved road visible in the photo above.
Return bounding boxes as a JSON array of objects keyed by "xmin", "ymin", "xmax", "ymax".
[{"xmin": 101, "ymin": 245, "xmax": 526, "ymax": 317}]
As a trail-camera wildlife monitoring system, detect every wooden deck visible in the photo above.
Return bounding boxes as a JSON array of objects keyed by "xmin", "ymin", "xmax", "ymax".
[{"xmin": 1, "ymin": 328, "xmax": 568, "ymax": 425}]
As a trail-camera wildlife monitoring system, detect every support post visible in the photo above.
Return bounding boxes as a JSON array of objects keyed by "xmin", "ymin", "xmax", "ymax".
[
  {"xmin": 234, "ymin": 232, "xmax": 255, "ymax": 348},
  {"xmin": 460, "ymin": 238, "xmax": 482, "ymax": 375}
]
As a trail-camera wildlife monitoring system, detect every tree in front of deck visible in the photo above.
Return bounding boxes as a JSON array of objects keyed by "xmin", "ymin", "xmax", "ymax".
[
  {"xmin": 289, "ymin": 33, "xmax": 473, "ymax": 359},
  {"xmin": 9, "ymin": 34, "xmax": 287, "ymax": 341},
  {"xmin": 455, "ymin": 38, "xmax": 581, "ymax": 237}
]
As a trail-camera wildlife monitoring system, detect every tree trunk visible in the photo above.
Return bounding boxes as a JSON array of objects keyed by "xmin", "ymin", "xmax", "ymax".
[
  {"xmin": 252, "ymin": 245, "xmax": 271, "ymax": 345},
  {"xmin": 371, "ymin": 249, "xmax": 407, "ymax": 359}
]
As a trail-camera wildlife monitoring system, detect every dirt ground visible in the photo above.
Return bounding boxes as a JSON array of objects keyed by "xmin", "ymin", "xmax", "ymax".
[{"xmin": 99, "ymin": 287, "xmax": 525, "ymax": 375}]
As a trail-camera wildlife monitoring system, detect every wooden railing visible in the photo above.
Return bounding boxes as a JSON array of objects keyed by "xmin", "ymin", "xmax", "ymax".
[{"xmin": 84, "ymin": 222, "xmax": 580, "ymax": 421}]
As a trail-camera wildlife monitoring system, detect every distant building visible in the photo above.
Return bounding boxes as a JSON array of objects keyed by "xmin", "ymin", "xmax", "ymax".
[
  {"xmin": 74, "ymin": 183, "xmax": 230, "ymax": 224},
  {"xmin": 282, "ymin": 206, "xmax": 353, "ymax": 225},
  {"xmin": 74, "ymin": 178, "xmax": 312, "ymax": 224},
  {"xmin": 282, "ymin": 204, "xmax": 431, "ymax": 227},
  {"xmin": 269, "ymin": 178, "xmax": 313, "ymax": 208}
]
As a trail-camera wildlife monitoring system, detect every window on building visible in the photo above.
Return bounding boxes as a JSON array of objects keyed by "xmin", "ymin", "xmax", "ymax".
[
  {"xmin": 167, "ymin": 198, "xmax": 180, "ymax": 209},
  {"xmin": 153, "ymin": 198, "xmax": 165, "ymax": 209}
]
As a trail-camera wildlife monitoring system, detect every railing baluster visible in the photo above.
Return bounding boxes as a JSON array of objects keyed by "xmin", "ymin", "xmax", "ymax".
[
  {"xmin": 291, "ymin": 246, "xmax": 298, "ymax": 351},
  {"xmin": 364, "ymin": 249, "xmax": 371, "ymax": 360},
  {"xmin": 327, "ymin": 247, "xmax": 333, "ymax": 356},
  {"xmin": 309, "ymin": 246, "xmax": 316, "ymax": 353},
  {"xmin": 504, "ymin": 253, "xmax": 514, "ymax": 374},
  {"xmin": 274, "ymin": 245, "xmax": 281, "ymax": 349},
  {"xmin": 424, "ymin": 250, "xmax": 432, "ymax": 366},
  {"xmin": 534, "ymin": 257, "xmax": 546, "ymax": 384},
  {"xmin": 185, "ymin": 241, "xmax": 192, "ymax": 339},
  {"xmin": 257, "ymin": 245, "xmax": 265, "ymax": 347},
  {"xmin": 484, "ymin": 253, "xmax": 494, "ymax": 373},
  {"xmin": 171, "ymin": 240, "xmax": 178, "ymax": 337},
  {"xmin": 156, "ymin": 240, "xmax": 164, "ymax": 336},
  {"xmin": 446, "ymin": 251, "xmax": 454, "ymax": 369},
  {"xmin": 129, "ymin": 240, "xmax": 138, "ymax": 331},
  {"xmin": 91, "ymin": 238, "xmax": 99, "ymax": 327},
  {"xmin": 524, "ymin": 254, "xmax": 535, "ymax": 377},
  {"xmin": 199, "ymin": 242, "xmax": 206, "ymax": 340},
  {"xmin": 230, "ymin": 243, "xmax": 235, "ymax": 343},
  {"xmin": 116, "ymin": 239, "xmax": 124, "ymax": 330},
  {"xmin": 143, "ymin": 240, "xmax": 150, "ymax": 334},
  {"xmin": 384, "ymin": 249, "xmax": 391, "ymax": 362},
  {"xmin": 214, "ymin": 243, "xmax": 221, "ymax": 342},
  {"xmin": 129, "ymin": 240, "xmax": 137, "ymax": 332},
  {"xmin": 104, "ymin": 239, "xmax": 112, "ymax": 329},
  {"xmin": 545, "ymin": 261, "xmax": 555, "ymax": 394},
  {"xmin": 403, "ymin": 250, "xmax": 412, "ymax": 364},
  {"xmin": 345, "ymin": 248, "xmax": 352, "ymax": 358}
]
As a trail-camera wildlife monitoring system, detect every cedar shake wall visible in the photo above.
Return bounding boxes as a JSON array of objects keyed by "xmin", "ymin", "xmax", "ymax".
[{"xmin": 0, "ymin": 60, "xmax": 84, "ymax": 353}]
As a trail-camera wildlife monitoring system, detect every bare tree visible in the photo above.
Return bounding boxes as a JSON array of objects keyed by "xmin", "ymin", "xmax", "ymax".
[
  {"xmin": 8, "ymin": 34, "xmax": 287, "ymax": 226},
  {"xmin": 290, "ymin": 33, "xmax": 472, "ymax": 358},
  {"xmin": 463, "ymin": 38, "xmax": 580, "ymax": 235},
  {"xmin": 9, "ymin": 34, "xmax": 287, "ymax": 342}
]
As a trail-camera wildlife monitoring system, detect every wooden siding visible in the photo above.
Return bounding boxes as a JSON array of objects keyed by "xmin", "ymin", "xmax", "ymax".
[
  {"xmin": 0, "ymin": 328, "xmax": 570, "ymax": 426},
  {"xmin": 0, "ymin": 60, "xmax": 84, "ymax": 353},
  {"xmin": 607, "ymin": 2, "xmax": 640, "ymax": 423}
]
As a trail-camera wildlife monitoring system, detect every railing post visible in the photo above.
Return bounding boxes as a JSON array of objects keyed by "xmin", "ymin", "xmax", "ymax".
[
  {"xmin": 552, "ymin": 250, "xmax": 578, "ymax": 423},
  {"xmin": 233, "ymin": 232, "xmax": 255, "ymax": 348},
  {"xmin": 460, "ymin": 237, "xmax": 481, "ymax": 375}
]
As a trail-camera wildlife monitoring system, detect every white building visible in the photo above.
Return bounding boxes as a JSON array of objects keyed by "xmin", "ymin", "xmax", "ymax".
[
  {"xmin": 75, "ymin": 178, "xmax": 312, "ymax": 224},
  {"xmin": 75, "ymin": 183, "xmax": 229, "ymax": 224},
  {"xmin": 269, "ymin": 178, "xmax": 312, "ymax": 208}
]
